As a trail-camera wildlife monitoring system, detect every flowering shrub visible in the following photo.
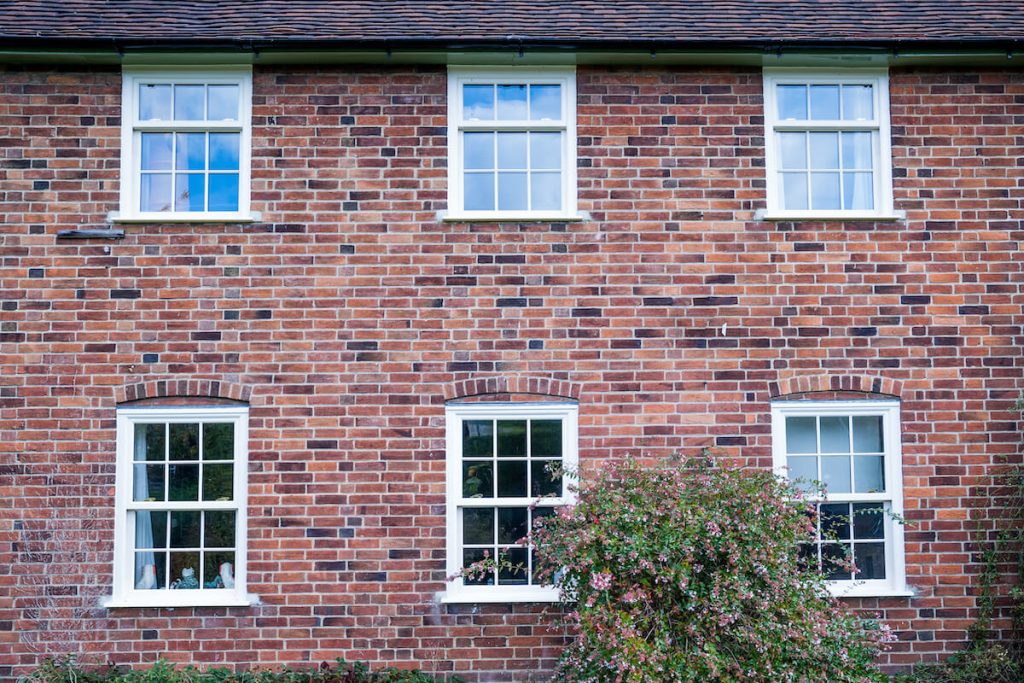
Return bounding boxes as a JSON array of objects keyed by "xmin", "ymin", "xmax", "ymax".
[{"xmin": 528, "ymin": 459, "xmax": 892, "ymax": 682}]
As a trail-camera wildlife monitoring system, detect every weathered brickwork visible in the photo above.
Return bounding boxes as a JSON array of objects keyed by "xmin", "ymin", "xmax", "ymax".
[{"xmin": 1, "ymin": 63, "xmax": 1023, "ymax": 680}]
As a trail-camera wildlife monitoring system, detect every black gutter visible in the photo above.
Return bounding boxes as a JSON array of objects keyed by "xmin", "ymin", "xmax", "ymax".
[{"xmin": 0, "ymin": 35, "xmax": 1022, "ymax": 53}]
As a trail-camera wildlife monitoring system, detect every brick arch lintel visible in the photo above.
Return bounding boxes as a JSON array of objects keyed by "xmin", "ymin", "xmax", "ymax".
[
  {"xmin": 769, "ymin": 373, "xmax": 903, "ymax": 400},
  {"xmin": 116, "ymin": 378, "xmax": 252, "ymax": 405},
  {"xmin": 443, "ymin": 375, "xmax": 582, "ymax": 402}
]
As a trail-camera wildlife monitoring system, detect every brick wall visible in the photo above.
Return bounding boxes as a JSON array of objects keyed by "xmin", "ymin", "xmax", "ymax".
[{"xmin": 1, "ymin": 62, "xmax": 1022, "ymax": 680}]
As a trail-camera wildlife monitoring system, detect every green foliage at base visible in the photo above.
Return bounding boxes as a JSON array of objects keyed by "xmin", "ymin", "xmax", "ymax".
[
  {"xmin": 891, "ymin": 644, "xmax": 1023, "ymax": 683},
  {"xmin": 24, "ymin": 658, "xmax": 462, "ymax": 683}
]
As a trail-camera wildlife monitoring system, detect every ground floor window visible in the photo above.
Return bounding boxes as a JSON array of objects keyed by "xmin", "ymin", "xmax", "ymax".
[
  {"xmin": 444, "ymin": 402, "xmax": 578, "ymax": 602},
  {"xmin": 771, "ymin": 399, "xmax": 908, "ymax": 597}
]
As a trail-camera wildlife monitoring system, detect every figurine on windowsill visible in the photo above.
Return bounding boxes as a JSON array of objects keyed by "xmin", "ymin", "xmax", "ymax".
[
  {"xmin": 170, "ymin": 566, "xmax": 199, "ymax": 589},
  {"xmin": 204, "ymin": 561, "xmax": 235, "ymax": 589},
  {"xmin": 136, "ymin": 563, "xmax": 158, "ymax": 590}
]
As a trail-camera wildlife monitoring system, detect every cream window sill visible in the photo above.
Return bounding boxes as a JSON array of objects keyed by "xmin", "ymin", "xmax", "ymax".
[
  {"xmin": 108, "ymin": 211, "xmax": 261, "ymax": 224},
  {"xmin": 103, "ymin": 593, "xmax": 260, "ymax": 609},
  {"xmin": 439, "ymin": 210, "xmax": 589, "ymax": 223},
  {"xmin": 755, "ymin": 209, "xmax": 905, "ymax": 223},
  {"xmin": 437, "ymin": 586, "xmax": 561, "ymax": 604},
  {"xmin": 828, "ymin": 584, "xmax": 915, "ymax": 599}
]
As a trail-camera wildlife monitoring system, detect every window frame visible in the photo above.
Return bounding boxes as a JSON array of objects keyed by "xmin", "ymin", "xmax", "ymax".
[
  {"xmin": 118, "ymin": 66, "xmax": 254, "ymax": 223},
  {"xmin": 107, "ymin": 405, "xmax": 254, "ymax": 608},
  {"xmin": 446, "ymin": 66, "xmax": 578, "ymax": 222},
  {"xmin": 443, "ymin": 402, "xmax": 579, "ymax": 603},
  {"xmin": 762, "ymin": 69, "xmax": 895, "ymax": 221},
  {"xmin": 771, "ymin": 399, "xmax": 910, "ymax": 598}
]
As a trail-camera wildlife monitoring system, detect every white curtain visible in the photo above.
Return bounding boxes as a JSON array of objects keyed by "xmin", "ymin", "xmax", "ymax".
[{"xmin": 133, "ymin": 425, "xmax": 156, "ymax": 588}]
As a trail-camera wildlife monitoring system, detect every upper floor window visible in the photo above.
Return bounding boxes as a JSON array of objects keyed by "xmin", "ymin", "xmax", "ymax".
[
  {"xmin": 447, "ymin": 68, "xmax": 577, "ymax": 221},
  {"xmin": 763, "ymin": 70, "xmax": 894, "ymax": 220},
  {"xmin": 107, "ymin": 405, "xmax": 252, "ymax": 607},
  {"xmin": 444, "ymin": 402, "xmax": 579, "ymax": 602},
  {"xmin": 771, "ymin": 400, "xmax": 908, "ymax": 597},
  {"xmin": 119, "ymin": 68, "xmax": 252, "ymax": 221}
]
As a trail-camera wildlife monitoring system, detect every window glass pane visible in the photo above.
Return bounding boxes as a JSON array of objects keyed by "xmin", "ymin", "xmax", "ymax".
[
  {"xmin": 530, "ymin": 420, "xmax": 562, "ymax": 456},
  {"xmin": 463, "ymin": 172, "xmax": 495, "ymax": 211},
  {"xmin": 821, "ymin": 543, "xmax": 851, "ymax": 580},
  {"xmin": 169, "ymin": 552, "xmax": 201, "ymax": 589},
  {"xmin": 497, "ymin": 421, "xmax": 527, "ymax": 457},
  {"xmin": 808, "ymin": 132, "xmax": 839, "ymax": 169},
  {"xmin": 168, "ymin": 463, "xmax": 200, "ymax": 501},
  {"xmin": 497, "ymin": 132, "xmax": 528, "ymax": 169},
  {"xmin": 809, "ymin": 85, "xmax": 840, "ymax": 119},
  {"xmin": 463, "ymin": 132, "xmax": 494, "ymax": 170},
  {"xmin": 498, "ymin": 546, "xmax": 528, "ymax": 585},
  {"xmin": 843, "ymin": 172, "xmax": 874, "ymax": 211},
  {"xmin": 531, "ymin": 172, "xmax": 561, "ymax": 211},
  {"xmin": 204, "ymin": 510, "xmax": 236, "ymax": 548},
  {"xmin": 498, "ymin": 507, "xmax": 528, "ymax": 544},
  {"xmin": 852, "ymin": 503, "xmax": 885, "ymax": 540},
  {"xmin": 208, "ymin": 174, "xmax": 239, "ymax": 211},
  {"xmin": 463, "ymin": 508, "xmax": 494, "ymax": 545},
  {"xmin": 135, "ymin": 551, "xmax": 167, "ymax": 589},
  {"xmin": 135, "ymin": 511, "xmax": 167, "ymax": 549},
  {"xmin": 462, "ymin": 420, "xmax": 493, "ymax": 457},
  {"xmin": 781, "ymin": 173, "xmax": 808, "ymax": 210},
  {"xmin": 810, "ymin": 172, "xmax": 841, "ymax": 210},
  {"xmin": 175, "ymin": 132, "xmax": 206, "ymax": 170},
  {"xmin": 134, "ymin": 423, "xmax": 165, "ymax": 461},
  {"xmin": 496, "ymin": 84, "xmax": 528, "ymax": 119},
  {"xmin": 202, "ymin": 463, "xmax": 234, "ymax": 501},
  {"xmin": 841, "ymin": 132, "xmax": 873, "ymax": 169},
  {"xmin": 530, "ymin": 132, "xmax": 562, "ymax": 170},
  {"xmin": 463, "ymin": 84, "xmax": 494, "ymax": 120},
  {"xmin": 530, "ymin": 84, "xmax": 561, "ymax": 120},
  {"xmin": 139, "ymin": 84, "xmax": 171, "ymax": 120},
  {"xmin": 785, "ymin": 416, "xmax": 817, "ymax": 454},
  {"xmin": 786, "ymin": 455, "xmax": 817, "ymax": 487},
  {"xmin": 170, "ymin": 510, "xmax": 201, "ymax": 547},
  {"xmin": 776, "ymin": 84, "xmax": 807, "ymax": 119},
  {"xmin": 209, "ymin": 133, "xmax": 240, "ymax": 171},
  {"xmin": 207, "ymin": 85, "xmax": 240, "ymax": 120},
  {"xmin": 842, "ymin": 84, "xmax": 874, "ymax": 120},
  {"xmin": 852, "ymin": 415, "xmax": 884, "ymax": 452},
  {"xmin": 853, "ymin": 542, "xmax": 886, "ymax": 579},
  {"xmin": 174, "ymin": 84, "xmax": 205, "ymax": 120},
  {"xmin": 497, "ymin": 460, "xmax": 527, "ymax": 497},
  {"xmin": 854, "ymin": 455, "xmax": 885, "ymax": 492},
  {"xmin": 778, "ymin": 132, "xmax": 806, "ymax": 170},
  {"xmin": 174, "ymin": 174, "xmax": 206, "ymax": 212},
  {"xmin": 140, "ymin": 133, "xmax": 172, "ymax": 170},
  {"xmin": 134, "ymin": 464, "xmax": 165, "ymax": 501},
  {"xmin": 821, "ymin": 455, "xmax": 852, "ymax": 493},
  {"xmin": 819, "ymin": 503, "xmax": 851, "ymax": 541},
  {"xmin": 169, "ymin": 423, "xmax": 200, "ymax": 460},
  {"xmin": 462, "ymin": 461, "xmax": 492, "ymax": 498},
  {"xmin": 140, "ymin": 174, "xmax": 172, "ymax": 212},
  {"xmin": 819, "ymin": 416, "xmax": 850, "ymax": 453},
  {"xmin": 202, "ymin": 423, "xmax": 234, "ymax": 460},
  {"xmin": 462, "ymin": 548, "xmax": 494, "ymax": 585},
  {"xmin": 204, "ymin": 550, "xmax": 235, "ymax": 588},
  {"xmin": 531, "ymin": 460, "xmax": 561, "ymax": 497},
  {"xmin": 497, "ymin": 172, "xmax": 528, "ymax": 211}
]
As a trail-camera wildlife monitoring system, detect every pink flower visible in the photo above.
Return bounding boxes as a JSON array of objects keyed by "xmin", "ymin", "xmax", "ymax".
[{"xmin": 590, "ymin": 571, "xmax": 613, "ymax": 591}]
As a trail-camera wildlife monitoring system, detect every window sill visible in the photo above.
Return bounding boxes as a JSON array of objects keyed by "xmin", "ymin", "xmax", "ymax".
[
  {"xmin": 108, "ymin": 211, "xmax": 261, "ymax": 224},
  {"xmin": 439, "ymin": 210, "xmax": 589, "ymax": 223},
  {"xmin": 755, "ymin": 209, "xmax": 905, "ymax": 223},
  {"xmin": 828, "ymin": 584, "xmax": 915, "ymax": 599},
  {"xmin": 103, "ymin": 592, "xmax": 260, "ymax": 609},
  {"xmin": 438, "ymin": 585, "xmax": 561, "ymax": 604}
]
